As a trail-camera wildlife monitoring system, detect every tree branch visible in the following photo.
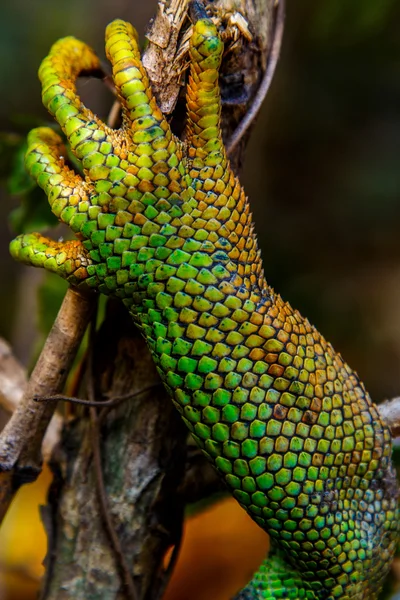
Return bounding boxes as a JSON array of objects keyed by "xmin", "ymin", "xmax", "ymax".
[
  {"xmin": 0, "ymin": 338, "xmax": 64, "ymax": 463},
  {"xmin": 0, "ymin": 288, "xmax": 94, "ymax": 522},
  {"xmin": 143, "ymin": 0, "xmax": 277, "ymax": 171}
]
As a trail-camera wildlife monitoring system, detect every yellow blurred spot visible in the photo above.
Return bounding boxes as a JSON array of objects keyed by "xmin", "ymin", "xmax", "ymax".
[
  {"xmin": 0, "ymin": 466, "xmax": 51, "ymax": 598},
  {"xmin": 165, "ymin": 497, "xmax": 269, "ymax": 600}
]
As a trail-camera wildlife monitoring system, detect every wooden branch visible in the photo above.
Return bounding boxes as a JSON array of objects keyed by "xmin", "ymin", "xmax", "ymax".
[
  {"xmin": 142, "ymin": 0, "xmax": 190, "ymax": 114},
  {"xmin": 0, "ymin": 338, "xmax": 64, "ymax": 463},
  {"xmin": 211, "ymin": 0, "xmax": 277, "ymax": 172},
  {"xmin": 0, "ymin": 288, "xmax": 94, "ymax": 523}
]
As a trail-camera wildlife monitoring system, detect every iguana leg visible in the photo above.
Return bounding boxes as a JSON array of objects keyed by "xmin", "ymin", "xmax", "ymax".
[
  {"xmin": 104, "ymin": 19, "xmax": 186, "ymax": 202},
  {"xmin": 10, "ymin": 233, "xmax": 90, "ymax": 286}
]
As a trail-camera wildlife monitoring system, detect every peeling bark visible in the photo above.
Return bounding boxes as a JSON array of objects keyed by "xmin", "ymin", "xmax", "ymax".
[{"xmin": 143, "ymin": 0, "xmax": 276, "ymax": 172}]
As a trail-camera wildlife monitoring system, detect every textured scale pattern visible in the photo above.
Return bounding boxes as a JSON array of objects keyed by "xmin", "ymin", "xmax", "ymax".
[{"xmin": 10, "ymin": 15, "xmax": 399, "ymax": 600}]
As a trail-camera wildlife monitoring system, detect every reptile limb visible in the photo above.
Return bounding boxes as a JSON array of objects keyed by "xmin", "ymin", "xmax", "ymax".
[{"xmin": 10, "ymin": 10, "xmax": 400, "ymax": 600}]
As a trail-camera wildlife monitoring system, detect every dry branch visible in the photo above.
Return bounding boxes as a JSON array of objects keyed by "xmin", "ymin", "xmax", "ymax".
[
  {"xmin": 0, "ymin": 288, "xmax": 94, "ymax": 522},
  {"xmin": 0, "ymin": 338, "xmax": 65, "ymax": 463},
  {"xmin": 143, "ymin": 0, "xmax": 278, "ymax": 171}
]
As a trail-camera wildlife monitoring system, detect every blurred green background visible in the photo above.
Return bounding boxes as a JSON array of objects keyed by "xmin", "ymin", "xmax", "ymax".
[
  {"xmin": 0, "ymin": 1, "xmax": 400, "ymax": 599},
  {"xmin": 1, "ymin": 0, "xmax": 400, "ymax": 400}
]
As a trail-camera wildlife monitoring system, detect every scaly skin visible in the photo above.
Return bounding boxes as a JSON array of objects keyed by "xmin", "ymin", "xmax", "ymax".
[{"xmin": 10, "ymin": 16, "xmax": 399, "ymax": 600}]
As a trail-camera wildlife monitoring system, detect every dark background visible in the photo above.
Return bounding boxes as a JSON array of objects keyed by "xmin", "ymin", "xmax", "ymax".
[{"xmin": 0, "ymin": 1, "xmax": 400, "ymax": 598}]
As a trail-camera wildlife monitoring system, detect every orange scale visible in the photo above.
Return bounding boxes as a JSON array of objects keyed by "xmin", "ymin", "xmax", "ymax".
[
  {"xmin": 195, "ymin": 193, "xmax": 207, "ymax": 205},
  {"xmin": 203, "ymin": 179, "xmax": 216, "ymax": 192},
  {"xmin": 268, "ymin": 364, "xmax": 285, "ymax": 378},
  {"xmin": 138, "ymin": 180, "xmax": 155, "ymax": 193},
  {"xmin": 168, "ymin": 180, "xmax": 181, "ymax": 193},
  {"xmin": 249, "ymin": 313, "xmax": 263, "ymax": 326},
  {"xmin": 273, "ymin": 319, "xmax": 285, "ymax": 332},
  {"xmin": 74, "ymin": 266, "xmax": 89, "ymax": 279},
  {"xmin": 133, "ymin": 213, "xmax": 147, "ymax": 226},
  {"xmin": 249, "ymin": 348, "xmax": 266, "ymax": 361}
]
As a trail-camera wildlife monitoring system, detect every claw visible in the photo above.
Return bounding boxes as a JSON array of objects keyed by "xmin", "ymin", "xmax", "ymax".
[{"xmin": 188, "ymin": 0, "xmax": 209, "ymax": 22}]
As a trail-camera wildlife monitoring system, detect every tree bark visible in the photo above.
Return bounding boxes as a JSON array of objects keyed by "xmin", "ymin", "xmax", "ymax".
[{"xmin": 42, "ymin": 304, "xmax": 187, "ymax": 600}]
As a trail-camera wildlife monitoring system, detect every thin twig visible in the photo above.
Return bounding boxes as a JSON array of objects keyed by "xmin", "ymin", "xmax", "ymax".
[
  {"xmin": 226, "ymin": 0, "xmax": 285, "ymax": 155},
  {"xmin": 164, "ymin": 532, "xmax": 183, "ymax": 579},
  {"xmin": 34, "ymin": 384, "xmax": 162, "ymax": 409},
  {"xmin": 102, "ymin": 73, "xmax": 117, "ymax": 96}
]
